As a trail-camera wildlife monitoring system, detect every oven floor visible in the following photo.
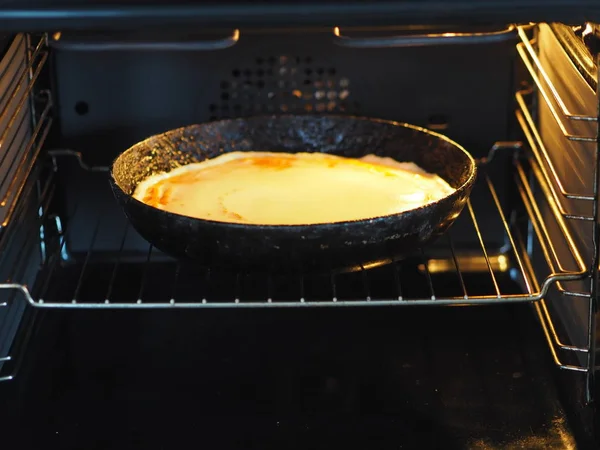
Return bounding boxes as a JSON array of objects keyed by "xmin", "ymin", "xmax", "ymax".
[{"xmin": 1, "ymin": 299, "xmax": 583, "ymax": 449}]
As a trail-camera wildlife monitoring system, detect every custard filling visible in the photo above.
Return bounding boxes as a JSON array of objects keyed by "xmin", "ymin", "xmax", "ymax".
[{"xmin": 132, "ymin": 151, "xmax": 455, "ymax": 225}]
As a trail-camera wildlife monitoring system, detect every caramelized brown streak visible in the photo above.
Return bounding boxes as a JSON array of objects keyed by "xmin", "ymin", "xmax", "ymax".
[
  {"xmin": 158, "ymin": 187, "xmax": 172, "ymax": 206},
  {"xmin": 218, "ymin": 196, "xmax": 245, "ymax": 222},
  {"xmin": 247, "ymin": 155, "xmax": 294, "ymax": 170},
  {"xmin": 142, "ymin": 186, "xmax": 160, "ymax": 207},
  {"xmin": 158, "ymin": 171, "xmax": 203, "ymax": 186}
]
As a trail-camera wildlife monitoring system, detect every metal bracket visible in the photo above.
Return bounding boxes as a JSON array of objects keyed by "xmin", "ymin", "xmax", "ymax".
[
  {"xmin": 333, "ymin": 24, "xmax": 519, "ymax": 48},
  {"xmin": 49, "ymin": 29, "xmax": 240, "ymax": 52}
]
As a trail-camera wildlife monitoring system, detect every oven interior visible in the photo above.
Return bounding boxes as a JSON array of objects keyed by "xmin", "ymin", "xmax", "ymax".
[{"xmin": 0, "ymin": 21, "xmax": 598, "ymax": 448}]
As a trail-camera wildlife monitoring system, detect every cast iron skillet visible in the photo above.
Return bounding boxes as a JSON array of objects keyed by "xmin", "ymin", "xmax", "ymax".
[{"xmin": 110, "ymin": 115, "xmax": 476, "ymax": 273}]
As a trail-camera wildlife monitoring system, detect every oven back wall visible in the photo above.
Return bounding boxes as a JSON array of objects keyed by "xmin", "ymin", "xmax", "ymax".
[{"xmin": 52, "ymin": 30, "xmax": 516, "ymax": 254}]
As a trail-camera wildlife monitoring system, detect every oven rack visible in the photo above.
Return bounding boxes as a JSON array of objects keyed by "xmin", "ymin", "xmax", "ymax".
[
  {"xmin": 0, "ymin": 158, "xmax": 52, "ymax": 381},
  {"xmin": 0, "ymin": 33, "xmax": 50, "ymax": 234},
  {"xmin": 515, "ymin": 24, "xmax": 598, "ymax": 223},
  {"xmin": 515, "ymin": 25, "xmax": 598, "ymax": 376},
  {"xmin": 0, "ymin": 145, "xmax": 584, "ymax": 313},
  {"xmin": 516, "ymin": 24, "xmax": 597, "ymax": 222},
  {"xmin": 0, "ymin": 33, "xmax": 50, "ymax": 382},
  {"xmin": 517, "ymin": 26, "xmax": 597, "ymax": 140}
]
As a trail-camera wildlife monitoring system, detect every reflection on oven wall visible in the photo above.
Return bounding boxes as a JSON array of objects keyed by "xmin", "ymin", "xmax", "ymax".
[
  {"xmin": 536, "ymin": 24, "xmax": 598, "ymax": 361},
  {"xmin": 52, "ymin": 29, "xmax": 516, "ymax": 256}
]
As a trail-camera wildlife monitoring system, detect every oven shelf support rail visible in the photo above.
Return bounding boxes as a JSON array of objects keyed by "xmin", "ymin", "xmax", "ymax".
[
  {"xmin": 0, "ymin": 33, "xmax": 51, "ymax": 383},
  {"xmin": 333, "ymin": 24, "xmax": 521, "ymax": 48},
  {"xmin": 49, "ymin": 29, "xmax": 240, "ymax": 52},
  {"xmin": 0, "ymin": 164, "xmax": 55, "ymax": 382},
  {"xmin": 0, "ymin": 34, "xmax": 50, "ymax": 232},
  {"xmin": 517, "ymin": 26, "xmax": 597, "ymax": 132},
  {"xmin": 516, "ymin": 25, "xmax": 599, "ymax": 380},
  {"xmin": 516, "ymin": 89, "xmax": 596, "ymax": 212}
]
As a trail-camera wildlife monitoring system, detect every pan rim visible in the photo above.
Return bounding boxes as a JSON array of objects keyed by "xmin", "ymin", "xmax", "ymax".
[{"xmin": 111, "ymin": 114, "xmax": 477, "ymax": 230}]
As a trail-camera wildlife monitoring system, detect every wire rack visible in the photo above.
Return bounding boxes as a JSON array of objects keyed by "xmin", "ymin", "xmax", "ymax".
[
  {"xmin": 0, "ymin": 33, "xmax": 51, "ymax": 233},
  {"xmin": 514, "ymin": 25, "xmax": 598, "ymax": 377},
  {"xmin": 0, "ymin": 32, "xmax": 50, "ymax": 382},
  {"xmin": 0, "ymin": 140, "xmax": 583, "ymax": 313}
]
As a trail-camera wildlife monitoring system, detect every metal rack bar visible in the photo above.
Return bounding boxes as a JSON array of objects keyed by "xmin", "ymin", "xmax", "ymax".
[
  {"xmin": 71, "ymin": 213, "xmax": 103, "ymax": 302},
  {"xmin": 202, "ymin": 268, "xmax": 211, "ymax": 304},
  {"xmin": 333, "ymin": 24, "xmax": 518, "ymax": 48},
  {"xmin": 0, "ymin": 308, "xmax": 40, "ymax": 382},
  {"xmin": 558, "ymin": 289, "xmax": 591, "ymax": 298},
  {"xmin": 136, "ymin": 245, "xmax": 154, "ymax": 304},
  {"xmin": 516, "ymin": 26, "xmax": 597, "ymax": 125},
  {"xmin": 0, "ymin": 94, "xmax": 52, "ymax": 212},
  {"xmin": 329, "ymin": 271, "xmax": 337, "ymax": 302},
  {"xmin": 486, "ymin": 176, "xmax": 533, "ymax": 295},
  {"xmin": 360, "ymin": 266, "xmax": 371, "ymax": 301},
  {"xmin": 510, "ymin": 122, "xmax": 592, "ymax": 373},
  {"xmin": 0, "ymin": 93, "xmax": 33, "ymax": 169},
  {"xmin": 298, "ymin": 274, "xmax": 305, "ymax": 303},
  {"xmin": 420, "ymin": 247, "xmax": 436, "ymax": 300},
  {"xmin": 466, "ymin": 198, "xmax": 501, "ymax": 297},
  {"xmin": 0, "ymin": 35, "xmax": 27, "ymax": 93},
  {"xmin": 447, "ymin": 234, "xmax": 468, "ymax": 299},
  {"xmin": 539, "ymin": 298, "xmax": 588, "ymax": 353},
  {"xmin": 514, "ymin": 161, "xmax": 587, "ymax": 277},
  {"xmin": 519, "ymin": 230, "xmax": 589, "ymax": 372},
  {"xmin": 0, "ymin": 35, "xmax": 45, "ymax": 131},
  {"xmin": 516, "ymin": 90, "xmax": 594, "ymax": 202},
  {"xmin": 0, "ymin": 161, "xmax": 53, "ymax": 258},
  {"xmin": 0, "ymin": 34, "xmax": 50, "ymax": 232},
  {"xmin": 515, "ymin": 224, "xmax": 590, "ymax": 369},
  {"xmin": 516, "ymin": 30, "xmax": 599, "ymax": 366},
  {"xmin": 516, "ymin": 43, "xmax": 595, "ymax": 141},
  {"xmin": 105, "ymin": 223, "xmax": 130, "ymax": 302},
  {"xmin": 37, "ymin": 196, "xmax": 82, "ymax": 303},
  {"xmin": 265, "ymin": 273, "xmax": 273, "ymax": 303},
  {"xmin": 0, "ymin": 169, "xmax": 56, "ymax": 381},
  {"xmin": 170, "ymin": 263, "xmax": 181, "ymax": 303},
  {"xmin": 234, "ymin": 272, "xmax": 241, "ymax": 304},
  {"xmin": 393, "ymin": 260, "xmax": 403, "ymax": 301},
  {"xmin": 4, "ymin": 185, "xmax": 54, "ymax": 287},
  {"xmin": 50, "ymin": 29, "xmax": 240, "ymax": 52},
  {"xmin": 515, "ymin": 90, "xmax": 595, "ymax": 215},
  {"xmin": 26, "ymin": 34, "xmax": 39, "ymax": 135}
]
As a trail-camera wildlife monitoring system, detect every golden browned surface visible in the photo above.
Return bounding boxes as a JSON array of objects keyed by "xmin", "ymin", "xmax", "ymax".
[{"xmin": 133, "ymin": 152, "xmax": 455, "ymax": 225}]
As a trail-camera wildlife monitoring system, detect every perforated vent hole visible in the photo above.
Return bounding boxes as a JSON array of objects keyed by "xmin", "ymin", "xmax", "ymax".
[
  {"xmin": 74, "ymin": 101, "xmax": 89, "ymax": 116},
  {"xmin": 209, "ymin": 56, "xmax": 357, "ymax": 119}
]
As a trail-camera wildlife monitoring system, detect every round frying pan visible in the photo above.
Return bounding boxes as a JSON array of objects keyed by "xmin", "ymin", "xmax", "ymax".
[{"xmin": 110, "ymin": 115, "xmax": 476, "ymax": 273}]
